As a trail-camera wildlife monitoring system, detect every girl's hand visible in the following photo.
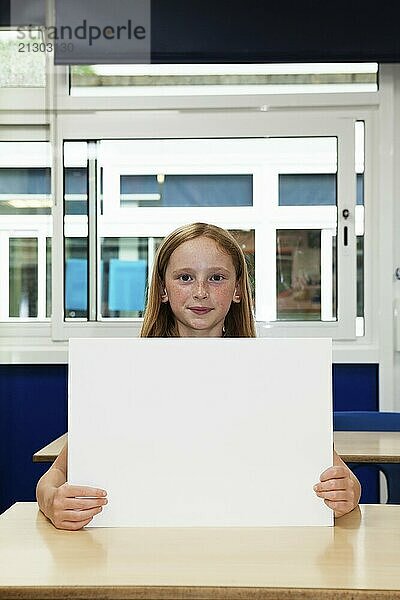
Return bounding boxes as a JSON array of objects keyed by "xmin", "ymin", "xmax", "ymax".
[
  {"xmin": 313, "ymin": 464, "xmax": 359, "ymax": 518},
  {"xmin": 44, "ymin": 483, "xmax": 108, "ymax": 530}
]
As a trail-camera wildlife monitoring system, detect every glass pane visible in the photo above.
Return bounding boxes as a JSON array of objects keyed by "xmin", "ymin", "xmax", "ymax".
[
  {"xmin": 332, "ymin": 235, "xmax": 337, "ymax": 322},
  {"xmin": 100, "ymin": 237, "xmax": 149, "ymax": 318},
  {"xmin": 65, "ymin": 238, "xmax": 88, "ymax": 319},
  {"xmin": 120, "ymin": 174, "xmax": 253, "ymax": 207},
  {"xmin": 0, "ymin": 142, "xmax": 51, "ymax": 322},
  {"xmin": 70, "ymin": 63, "xmax": 378, "ymax": 96},
  {"xmin": 355, "ymin": 121, "xmax": 365, "ymax": 331},
  {"xmin": 276, "ymin": 229, "xmax": 336, "ymax": 321},
  {"xmin": 279, "ymin": 174, "xmax": 336, "ymax": 206},
  {"xmin": 9, "ymin": 238, "xmax": 38, "ymax": 317},
  {"xmin": 65, "ymin": 167, "xmax": 88, "ymax": 215},
  {"xmin": 274, "ymin": 137, "xmax": 338, "ymax": 323},
  {"xmin": 0, "ymin": 31, "xmax": 46, "ymax": 87},
  {"xmin": 0, "ymin": 141, "xmax": 51, "ymax": 216},
  {"xmin": 357, "ymin": 174, "xmax": 364, "ymax": 206},
  {"xmin": 46, "ymin": 238, "xmax": 52, "ymax": 318},
  {"xmin": 229, "ymin": 229, "xmax": 255, "ymax": 305},
  {"xmin": 64, "ymin": 142, "xmax": 88, "ymax": 320},
  {"xmin": 0, "ymin": 167, "xmax": 51, "ymax": 215},
  {"xmin": 357, "ymin": 237, "xmax": 364, "ymax": 318},
  {"xmin": 99, "ymin": 231, "xmax": 255, "ymax": 320}
]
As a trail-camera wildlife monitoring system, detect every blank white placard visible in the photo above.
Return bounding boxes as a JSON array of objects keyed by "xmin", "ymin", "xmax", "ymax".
[{"xmin": 68, "ymin": 337, "xmax": 333, "ymax": 527}]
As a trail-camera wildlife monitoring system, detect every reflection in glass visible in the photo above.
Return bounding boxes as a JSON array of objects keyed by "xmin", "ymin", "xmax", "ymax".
[
  {"xmin": 65, "ymin": 238, "xmax": 88, "ymax": 319},
  {"xmin": 279, "ymin": 174, "xmax": 336, "ymax": 206},
  {"xmin": 99, "ymin": 231, "xmax": 255, "ymax": 319},
  {"xmin": 229, "ymin": 229, "xmax": 255, "ymax": 305},
  {"xmin": 46, "ymin": 238, "xmax": 52, "ymax": 318},
  {"xmin": 276, "ymin": 229, "xmax": 336, "ymax": 321},
  {"xmin": 120, "ymin": 174, "xmax": 253, "ymax": 208},
  {"xmin": 0, "ymin": 142, "xmax": 51, "ymax": 218},
  {"xmin": 0, "ymin": 167, "xmax": 51, "ymax": 215},
  {"xmin": 100, "ymin": 238, "xmax": 148, "ymax": 318},
  {"xmin": 70, "ymin": 63, "xmax": 378, "ymax": 96},
  {"xmin": 356, "ymin": 121, "xmax": 365, "ymax": 332},
  {"xmin": 357, "ymin": 237, "xmax": 364, "ymax": 318},
  {"xmin": 9, "ymin": 238, "xmax": 38, "ymax": 317},
  {"xmin": 0, "ymin": 31, "xmax": 45, "ymax": 87},
  {"xmin": 65, "ymin": 167, "xmax": 88, "ymax": 215},
  {"xmin": 332, "ymin": 235, "xmax": 337, "ymax": 323}
]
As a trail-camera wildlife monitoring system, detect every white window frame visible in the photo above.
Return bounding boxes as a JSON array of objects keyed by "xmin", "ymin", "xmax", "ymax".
[
  {"xmin": 0, "ymin": 130, "xmax": 53, "ymax": 342},
  {"xmin": 0, "ymin": 222, "xmax": 51, "ymax": 321},
  {"xmin": 51, "ymin": 112, "xmax": 357, "ymax": 341}
]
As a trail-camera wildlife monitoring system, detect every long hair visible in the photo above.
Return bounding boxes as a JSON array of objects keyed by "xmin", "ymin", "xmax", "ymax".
[{"xmin": 140, "ymin": 223, "xmax": 256, "ymax": 337}]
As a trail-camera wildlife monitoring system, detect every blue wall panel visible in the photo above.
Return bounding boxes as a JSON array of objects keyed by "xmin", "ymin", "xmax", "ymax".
[
  {"xmin": 0, "ymin": 365, "xmax": 67, "ymax": 514},
  {"xmin": 333, "ymin": 364, "xmax": 379, "ymax": 411},
  {"xmin": 0, "ymin": 362, "xmax": 379, "ymax": 514},
  {"xmin": 332, "ymin": 364, "xmax": 379, "ymax": 503}
]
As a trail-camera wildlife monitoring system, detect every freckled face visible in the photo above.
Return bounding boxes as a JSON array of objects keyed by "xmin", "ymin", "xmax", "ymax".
[{"xmin": 163, "ymin": 237, "xmax": 240, "ymax": 337}]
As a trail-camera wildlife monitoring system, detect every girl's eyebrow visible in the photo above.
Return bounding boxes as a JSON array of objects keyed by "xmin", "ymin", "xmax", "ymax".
[{"xmin": 172, "ymin": 266, "xmax": 231, "ymax": 275}]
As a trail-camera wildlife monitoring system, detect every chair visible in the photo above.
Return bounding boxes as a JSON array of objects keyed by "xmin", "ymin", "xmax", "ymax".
[{"xmin": 334, "ymin": 411, "xmax": 400, "ymax": 504}]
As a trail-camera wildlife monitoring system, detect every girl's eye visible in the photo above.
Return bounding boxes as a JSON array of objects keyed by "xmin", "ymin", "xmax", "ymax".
[
  {"xmin": 210, "ymin": 274, "xmax": 225, "ymax": 282},
  {"xmin": 179, "ymin": 274, "xmax": 192, "ymax": 282}
]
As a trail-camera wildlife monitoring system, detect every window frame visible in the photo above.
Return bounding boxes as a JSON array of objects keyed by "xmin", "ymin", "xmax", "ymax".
[
  {"xmin": 0, "ymin": 129, "xmax": 53, "ymax": 341},
  {"xmin": 51, "ymin": 112, "xmax": 358, "ymax": 341}
]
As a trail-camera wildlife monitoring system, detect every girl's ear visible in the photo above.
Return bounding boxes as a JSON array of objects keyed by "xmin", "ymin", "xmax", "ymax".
[
  {"xmin": 161, "ymin": 287, "xmax": 169, "ymax": 303},
  {"xmin": 232, "ymin": 283, "xmax": 241, "ymax": 303}
]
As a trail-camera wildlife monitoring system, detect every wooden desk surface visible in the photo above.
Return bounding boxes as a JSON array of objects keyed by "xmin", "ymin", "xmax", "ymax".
[
  {"xmin": 33, "ymin": 431, "xmax": 400, "ymax": 464},
  {"xmin": 1, "ymin": 503, "xmax": 400, "ymax": 599},
  {"xmin": 334, "ymin": 430, "xmax": 400, "ymax": 463},
  {"xmin": 33, "ymin": 433, "xmax": 67, "ymax": 462}
]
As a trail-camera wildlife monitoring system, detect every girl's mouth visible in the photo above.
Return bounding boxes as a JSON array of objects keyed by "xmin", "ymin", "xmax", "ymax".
[{"xmin": 189, "ymin": 307, "xmax": 212, "ymax": 315}]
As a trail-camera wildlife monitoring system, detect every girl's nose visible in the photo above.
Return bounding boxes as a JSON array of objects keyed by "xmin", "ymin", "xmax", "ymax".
[{"xmin": 193, "ymin": 282, "xmax": 209, "ymax": 299}]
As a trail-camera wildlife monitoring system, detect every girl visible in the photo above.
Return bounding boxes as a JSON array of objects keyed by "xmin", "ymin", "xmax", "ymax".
[{"xmin": 36, "ymin": 222, "xmax": 361, "ymax": 529}]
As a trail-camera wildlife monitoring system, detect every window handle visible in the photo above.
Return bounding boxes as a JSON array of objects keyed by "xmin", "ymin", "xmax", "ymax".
[
  {"xmin": 343, "ymin": 226, "xmax": 348, "ymax": 246},
  {"xmin": 342, "ymin": 209, "xmax": 350, "ymax": 247}
]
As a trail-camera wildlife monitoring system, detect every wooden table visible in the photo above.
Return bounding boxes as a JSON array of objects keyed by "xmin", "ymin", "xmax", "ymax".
[
  {"xmin": 1, "ymin": 503, "xmax": 400, "ymax": 599},
  {"xmin": 33, "ymin": 433, "xmax": 67, "ymax": 462},
  {"xmin": 334, "ymin": 431, "xmax": 400, "ymax": 463},
  {"xmin": 33, "ymin": 431, "xmax": 400, "ymax": 464}
]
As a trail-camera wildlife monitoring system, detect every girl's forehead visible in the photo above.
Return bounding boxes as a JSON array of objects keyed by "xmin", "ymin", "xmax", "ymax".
[{"xmin": 168, "ymin": 237, "xmax": 234, "ymax": 267}]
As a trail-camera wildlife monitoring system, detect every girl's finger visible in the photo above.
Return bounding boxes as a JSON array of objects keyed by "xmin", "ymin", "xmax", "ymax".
[
  {"xmin": 63, "ymin": 485, "xmax": 107, "ymax": 498},
  {"xmin": 314, "ymin": 479, "xmax": 347, "ymax": 493},
  {"xmin": 58, "ymin": 517, "xmax": 94, "ymax": 531},
  {"xmin": 63, "ymin": 497, "xmax": 107, "ymax": 510},
  {"xmin": 315, "ymin": 490, "xmax": 349, "ymax": 502},
  {"xmin": 59, "ymin": 505, "xmax": 103, "ymax": 523}
]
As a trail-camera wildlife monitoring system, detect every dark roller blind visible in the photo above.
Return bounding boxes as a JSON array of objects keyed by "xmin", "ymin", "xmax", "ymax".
[{"xmin": 1, "ymin": 0, "xmax": 399, "ymax": 62}]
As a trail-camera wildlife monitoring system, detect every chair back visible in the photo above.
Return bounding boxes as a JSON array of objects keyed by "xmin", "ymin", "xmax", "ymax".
[{"xmin": 334, "ymin": 411, "xmax": 400, "ymax": 432}]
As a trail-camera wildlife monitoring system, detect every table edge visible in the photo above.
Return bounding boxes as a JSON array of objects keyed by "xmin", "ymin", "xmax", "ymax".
[
  {"xmin": 1, "ymin": 585, "xmax": 399, "ymax": 600},
  {"xmin": 339, "ymin": 454, "xmax": 400, "ymax": 463}
]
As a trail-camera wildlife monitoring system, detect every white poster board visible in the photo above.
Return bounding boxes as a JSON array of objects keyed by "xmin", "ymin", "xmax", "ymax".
[{"xmin": 68, "ymin": 338, "xmax": 333, "ymax": 527}]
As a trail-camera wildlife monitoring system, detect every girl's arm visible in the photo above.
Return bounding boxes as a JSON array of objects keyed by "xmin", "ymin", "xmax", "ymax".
[
  {"xmin": 313, "ymin": 449, "xmax": 361, "ymax": 518},
  {"xmin": 36, "ymin": 442, "xmax": 108, "ymax": 530}
]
